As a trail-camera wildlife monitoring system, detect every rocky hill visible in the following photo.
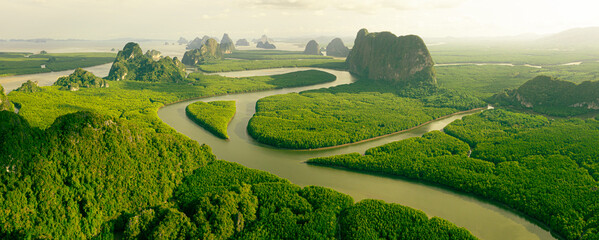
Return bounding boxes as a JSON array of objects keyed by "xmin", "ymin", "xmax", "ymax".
[
  {"xmin": 326, "ymin": 38, "xmax": 350, "ymax": 57},
  {"xmin": 177, "ymin": 37, "xmax": 188, "ymax": 45},
  {"xmin": 491, "ymin": 75, "xmax": 599, "ymax": 116},
  {"xmin": 236, "ymin": 38, "xmax": 250, "ymax": 46},
  {"xmin": 144, "ymin": 50, "xmax": 162, "ymax": 61},
  {"xmin": 346, "ymin": 29, "xmax": 436, "ymax": 85},
  {"xmin": 220, "ymin": 33, "xmax": 235, "ymax": 53},
  {"xmin": 186, "ymin": 36, "xmax": 215, "ymax": 50},
  {"xmin": 303, "ymin": 40, "xmax": 322, "ymax": 55},
  {"xmin": 257, "ymin": 41, "xmax": 276, "ymax": 49},
  {"xmin": 538, "ymin": 27, "xmax": 599, "ymax": 49},
  {"xmin": 15, "ymin": 80, "xmax": 43, "ymax": 93},
  {"xmin": 182, "ymin": 38, "xmax": 222, "ymax": 65},
  {"xmin": 54, "ymin": 68, "xmax": 108, "ymax": 91},
  {"xmin": 107, "ymin": 42, "xmax": 186, "ymax": 82}
]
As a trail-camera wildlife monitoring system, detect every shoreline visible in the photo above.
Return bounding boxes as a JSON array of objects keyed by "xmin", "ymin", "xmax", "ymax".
[{"xmin": 305, "ymin": 161, "xmax": 563, "ymax": 240}]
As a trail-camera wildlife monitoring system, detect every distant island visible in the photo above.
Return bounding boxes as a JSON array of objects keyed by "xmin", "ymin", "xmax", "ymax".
[
  {"xmin": 220, "ymin": 33, "xmax": 235, "ymax": 54},
  {"xmin": 236, "ymin": 38, "xmax": 250, "ymax": 46},
  {"xmin": 256, "ymin": 35, "xmax": 276, "ymax": 49},
  {"xmin": 303, "ymin": 40, "xmax": 322, "ymax": 55},
  {"xmin": 326, "ymin": 38, "xmax": 350, "ymax": 57}
]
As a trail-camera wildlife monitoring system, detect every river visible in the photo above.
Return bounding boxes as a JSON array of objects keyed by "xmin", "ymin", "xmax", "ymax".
[{"xmin": 158, "ymin": 68, "xmax": 556, "ymax": 240}]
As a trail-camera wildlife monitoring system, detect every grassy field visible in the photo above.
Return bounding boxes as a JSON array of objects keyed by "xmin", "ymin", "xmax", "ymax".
[{"xmin": 0, "ymin": 52, "xmax": 115, "ymax": 76}]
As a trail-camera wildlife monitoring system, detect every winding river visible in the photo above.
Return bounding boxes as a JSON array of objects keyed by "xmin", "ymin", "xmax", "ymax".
[{"xmin": 158, "ymin": 68, "xmax": 556, "ymax": 240}]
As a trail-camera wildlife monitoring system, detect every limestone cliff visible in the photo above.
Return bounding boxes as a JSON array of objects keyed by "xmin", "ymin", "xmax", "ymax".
[
  {"xmin": 346, "ymin": 29, "xmax": 436, "ymax": 85},
  {"xmin": 257, "ymin": 41, "xmax": 276, "ymax": 49},
  {"xmin": 220, "ymin": 33, "xmax": 235, "ymax": 53},
  {"xmin": 186, "ymin": 36, "xmax": 214, "ymax": 50},
  {"xmin": 326, "ymin": 38, "xmax": 350, "ymax": 57},
  {"xmin": 182, "ymin": 38, "xmax": 222, "ymax": 65},
  {"xmin": 303, "ymin": 40, "xmax": 322, "ymax": 55}
]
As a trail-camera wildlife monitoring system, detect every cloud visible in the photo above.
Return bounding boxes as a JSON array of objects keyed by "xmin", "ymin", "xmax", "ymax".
[{"xmin": 238, "ymin": 0, "xmax": 466, "ymax": 13}]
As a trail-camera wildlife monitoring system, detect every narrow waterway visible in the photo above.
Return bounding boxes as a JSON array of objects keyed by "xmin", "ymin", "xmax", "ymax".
[{"xmin": 158, "ymin": 67, "xmax": 556, "ymax": 240}]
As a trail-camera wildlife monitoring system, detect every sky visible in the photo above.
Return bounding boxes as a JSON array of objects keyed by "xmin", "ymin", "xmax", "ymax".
[{"xmin": 2, "ymin": 0, "xmax": 599, "ymax": 40}]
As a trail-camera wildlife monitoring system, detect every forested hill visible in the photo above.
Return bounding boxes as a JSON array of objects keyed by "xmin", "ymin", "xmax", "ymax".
[
  {"xmin": 107, "ymin": 42, "xmax": 186, "ymax": 82},
  {"xmin": 491, "ymin": 75, "xmax": 599, "ymax": 116},
  {"xmin": 346, "ymin": 28, "xmax": 436, "ymax": 85},
  {"xmin": 0, "ymin": 110, "xmax": 478, "ymax": 239}
]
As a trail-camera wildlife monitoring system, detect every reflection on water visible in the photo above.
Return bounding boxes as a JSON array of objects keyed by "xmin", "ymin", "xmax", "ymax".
[{"xmin": 159, "ymin": 68, "xmax": 556, "ymax": 240}]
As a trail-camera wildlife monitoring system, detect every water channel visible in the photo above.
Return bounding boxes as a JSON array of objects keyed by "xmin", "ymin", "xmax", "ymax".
[{"xmin": 158, "ymin": 67, "xmax": 556, "ymax": 240}]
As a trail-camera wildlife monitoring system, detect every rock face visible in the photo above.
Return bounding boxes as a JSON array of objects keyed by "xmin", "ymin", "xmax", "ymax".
[
  {"xmin": 144, "ymin": 50, "xmax": 162, "ymax": 61},
  {"xmin": 346, "ymin": 29, "xmax": 436, "ymax": 85},
  {"xmin": 220, "ymin": 33, "xmax": 235, "ymax": 54},
  {"xmin": 0, "ymin": 84, "xmax": 12, "ymax": 111},
  {"xmin": 257, "ymin": 41, "xmax": 276, "ymax": 49},
  {"xmin": 303, "ymin": 40, "xmax": 322, "ymax": 55},
  {"xmin": 255, "ymin": 35, "xmax": 276, "ymax": 49},
  {"xmin": 186, "ymin": 36, "xmax": 214, "ymax": 50},
  {"xmin": 177, "ymin": 37, "xmax": 188, "ymax": 45},
  {"xmin": 326, "ymin": 38, "xmax": 350, "ymax": 57},
  {"xmin": 236, "ymin": 39, "xmax": 250, "ymax": 46},
  {"xmin": 15, "ymin": 80, "xmax": 43, "ymax": 93},
  {"xmin": 107, "ymin": 42, "xmax": 186, "ymax": 82},
  {"xmin": 182, "ymin": 38, "xmax": 222, "ymax": 65},
  {"xmin": 55, "ymin": 68, "xmax": 108, "ymax": 91},
  {"xmin": 492, "ymin": 75, "xmax": 599, "ymax": 114}
]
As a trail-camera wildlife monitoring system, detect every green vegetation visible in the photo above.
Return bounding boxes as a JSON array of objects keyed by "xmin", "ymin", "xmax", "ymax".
[
  {"xmin": 0, "ymin": 84, "xmax": 13, "ymax": 111},
  {"xmin": 309, "ymin": 109, "xmax": 599, "ymax": 240},
  {"xmin": 8, "ymin": 70, "xmax": 336, "ymax": 129},
  {"xmin": 340, "ymin": 199, "xmax": 476, "ymax": 239},
  {"xmin": 54, "ymin": 68, "xmax": 108, "ymax": 90},
  {"xmin": 0, "ymin": 52, "xmax": 115, "ymax": 77},
  {"xmin": 435, "ymin": 62, "xmax": 599, "ymax": 99},
  {"xmin": 107, "ymin": 42, "xmax": 186, "ymax": 82},
  {"xmin": 1, "ymin": 81, "xmax": 476, "ymax": 239},
  {"xmin": 490, "ymin": 75, "xmax": 599, "ymax": 116},
  {"xmin": 198, "ymin": 58, "xmax": 346, "ymax": 73},
  {"xmin": 0, "ymin": 111, "xmax": 214, "ymax": 239},
  {"xmin": 226, "ymin": 50, "xmax": 332, "ymax": 60},
  {"xmin": 15, "ymin": 80, "xmax": 43, "ymax": 93},
  {"xmin": 248, "ymin": 80, "xmax": 485, "ymax": 149},
  {"xmin": 186, "ymin": 101, "xmax": 236, "ymax": 139}
]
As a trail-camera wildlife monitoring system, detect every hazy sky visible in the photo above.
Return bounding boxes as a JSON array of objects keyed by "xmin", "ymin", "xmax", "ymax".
[{"xmin": 2, "ymin": 0, "xmax": 599, "ymax": 40}]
